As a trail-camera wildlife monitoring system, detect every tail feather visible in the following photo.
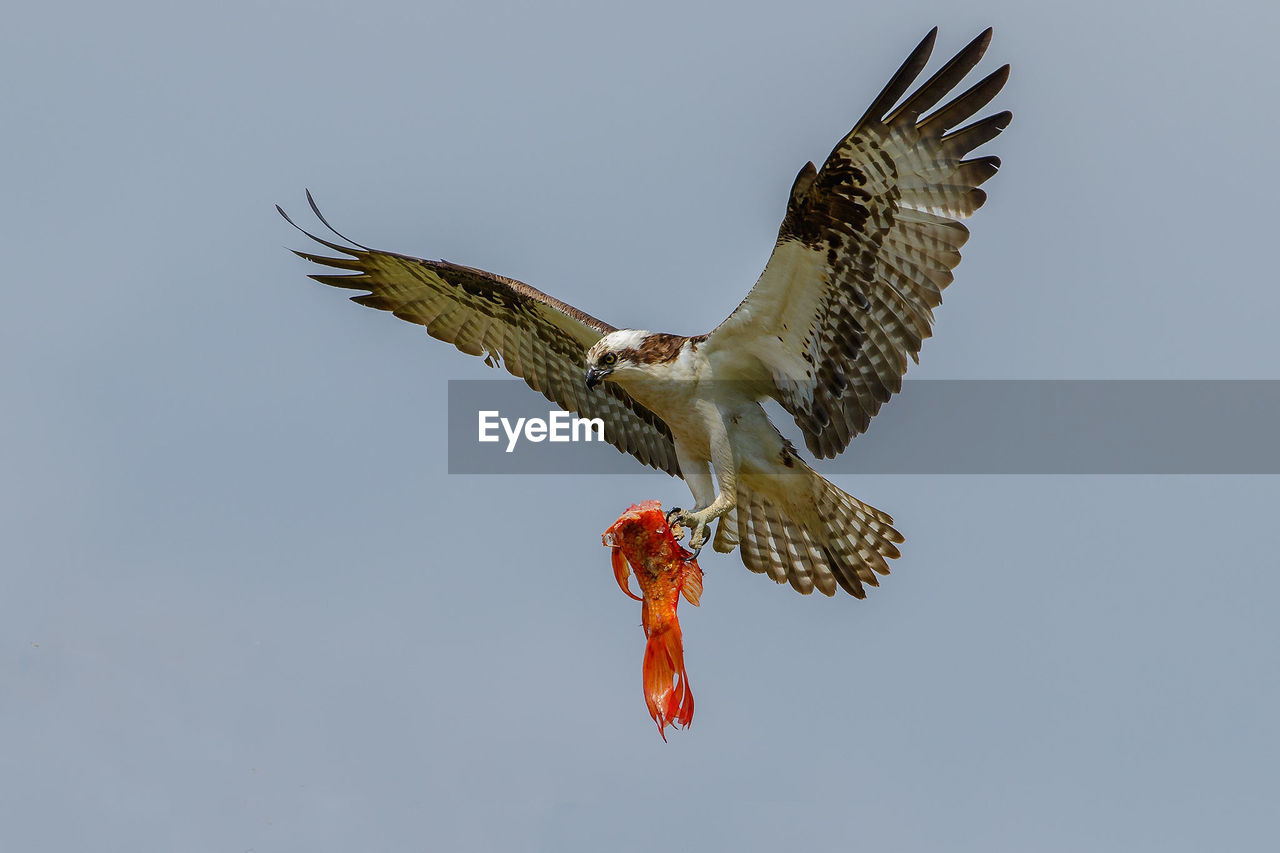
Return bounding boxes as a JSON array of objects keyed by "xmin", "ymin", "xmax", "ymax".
[
  {"xmin": 736, "ymin": 467, "xmax": 903, "ymax": 597},
  {"xmin": 712, "ymin": 506, "xmax": 739, "ymax": 553}
]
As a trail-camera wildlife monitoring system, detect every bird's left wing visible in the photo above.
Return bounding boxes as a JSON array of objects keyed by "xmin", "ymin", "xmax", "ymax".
[
  {"xmin": 280, "ymin": 195, "xmax": 681, "ymax": 476},
  {"xmin": 704, "ymin": 28, "xmax": 1010, "ymax": 458}
]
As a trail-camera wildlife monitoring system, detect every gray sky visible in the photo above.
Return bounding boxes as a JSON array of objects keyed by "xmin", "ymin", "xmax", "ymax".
[{"xmin": 3, "ymin": 1, "xmax": 1278, "ymax": 850}]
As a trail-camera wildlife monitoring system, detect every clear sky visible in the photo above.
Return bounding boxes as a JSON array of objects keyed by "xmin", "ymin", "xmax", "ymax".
[{"xmin": 3, "ymin": 1, "xmax": 1278, "ymax": 850}]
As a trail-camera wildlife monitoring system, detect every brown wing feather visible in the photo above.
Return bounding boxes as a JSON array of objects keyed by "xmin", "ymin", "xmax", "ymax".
[
  {"xmin": 707, "ymin": 29, "xmax": 1011, "ymax": 458},
  {"xmin": 280, "ymin": 200, "xmax": 682, "ymax": 476}
]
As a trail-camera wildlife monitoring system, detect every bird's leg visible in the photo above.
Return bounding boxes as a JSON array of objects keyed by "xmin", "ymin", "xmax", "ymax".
[
  {"xmin": 667, "ymin": 443, "xmax": 716, "ymax": 548},
  {"xmin": 670, "ymin": 408, "xmax": 737, "ymax": 555}
]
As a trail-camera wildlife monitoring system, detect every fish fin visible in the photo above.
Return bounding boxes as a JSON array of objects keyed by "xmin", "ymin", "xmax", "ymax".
[
  {"xmin": 612, "ymin": 548, "xmax": 642, "ymax": 602},
  {"xmin": 680, "ymin": 562, "xmax": 704, "ymax": 607}
]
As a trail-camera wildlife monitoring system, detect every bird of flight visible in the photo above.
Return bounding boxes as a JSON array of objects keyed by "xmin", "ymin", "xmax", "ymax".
[{"xmin": 281, "ymin": 28, "xmax": 1011, "ymax": 598}]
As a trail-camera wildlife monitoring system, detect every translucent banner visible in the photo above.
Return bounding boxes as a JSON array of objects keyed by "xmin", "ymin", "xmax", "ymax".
[{"xmin": 446, "ymin": 380, "xmax": 1280, "ymax": 474}]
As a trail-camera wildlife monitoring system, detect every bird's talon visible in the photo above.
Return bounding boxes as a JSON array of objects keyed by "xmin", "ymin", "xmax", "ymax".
[
  {"xmin": 686, "ymin": 516, "xmax": 710, "ymax": 552},
  {"xmin": 665, "ymin": 506, "xmax": 693, "ymax": 541},
  {"xmin": 665, "ymin": 506, "xmax": 712, "ymax": 556}
]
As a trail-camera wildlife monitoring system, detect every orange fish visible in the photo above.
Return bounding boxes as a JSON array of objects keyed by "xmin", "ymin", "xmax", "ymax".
[{"xmin": 603, "ymin": 500, "xmax": 704, "ymax": 740}]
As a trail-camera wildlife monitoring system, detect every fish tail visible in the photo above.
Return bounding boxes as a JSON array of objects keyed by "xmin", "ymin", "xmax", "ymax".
[{"xmin": 641, "ymin": 613, "xmax": 694, "ymax": 740}]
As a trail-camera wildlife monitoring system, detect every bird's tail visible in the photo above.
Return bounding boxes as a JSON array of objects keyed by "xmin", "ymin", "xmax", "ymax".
[{"xmin": 732, "ymin": 465, "xmax": 903, "ymax": 597}]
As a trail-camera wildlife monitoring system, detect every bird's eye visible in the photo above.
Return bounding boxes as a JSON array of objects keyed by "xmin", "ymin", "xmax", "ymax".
[{"xmin": 601, "ymin": 352, "xmax": 617, "ymax": 366}]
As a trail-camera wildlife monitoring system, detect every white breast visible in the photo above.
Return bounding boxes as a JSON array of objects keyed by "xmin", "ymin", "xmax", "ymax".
[{"xmin": 617, "ymin": 342, "xmax": 778, "ymax": 464}]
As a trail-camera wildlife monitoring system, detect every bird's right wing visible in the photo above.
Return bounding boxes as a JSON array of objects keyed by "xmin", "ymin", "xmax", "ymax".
[{"xmin": 280, "ymin": 195, "xmax": 681, "ymax": 476}]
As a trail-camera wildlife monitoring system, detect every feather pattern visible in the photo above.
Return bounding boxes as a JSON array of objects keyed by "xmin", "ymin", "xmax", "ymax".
[
  {"xmin": 280, "ymin": 196, "xmax": 682, "ymax": 477},
  {"xmin": 735, "ymin": 466, "xmax": 903, "ymax": 597},
  {"xmin": 707, "ymin": 28, "xmax": 1011, "ymax": 457}
]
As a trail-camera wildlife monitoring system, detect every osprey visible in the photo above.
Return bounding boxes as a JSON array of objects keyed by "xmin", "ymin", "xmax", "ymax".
[{"xmin": 281, "ymin": 28, "xmax": 1010, "ymax": 597}]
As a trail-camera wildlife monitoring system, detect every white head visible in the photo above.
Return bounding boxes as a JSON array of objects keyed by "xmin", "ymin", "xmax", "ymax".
[{"xmin": 584, "ymin": 330, "xmax": 652, "ymax": 390}]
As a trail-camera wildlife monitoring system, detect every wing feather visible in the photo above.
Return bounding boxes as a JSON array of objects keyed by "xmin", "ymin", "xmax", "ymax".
[
  {"xmin": 705, "ymin": 30, "xmax": 1011, "ymax": 457},
  {"xmin": 280, "ymin": 201, "xmax": 682, "ymax": 476},
  {"xmin": 883, "ymin": 28, "xmax": 993, "ymax": 125}
]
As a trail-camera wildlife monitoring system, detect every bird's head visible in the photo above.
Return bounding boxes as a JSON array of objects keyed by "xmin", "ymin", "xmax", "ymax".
[{"xmin": 585, "ymin": 329, "xmax": 652, "ymax": 390}]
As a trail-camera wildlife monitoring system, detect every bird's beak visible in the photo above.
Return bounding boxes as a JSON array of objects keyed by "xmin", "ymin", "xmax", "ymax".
[{"xmin": 585, "ymin": 366, "xmax": 608, "ymax": 391}]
